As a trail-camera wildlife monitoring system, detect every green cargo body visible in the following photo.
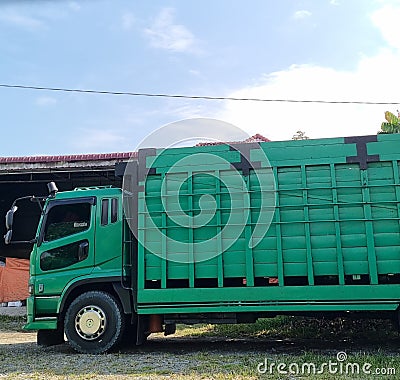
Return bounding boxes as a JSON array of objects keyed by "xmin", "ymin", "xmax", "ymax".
[{"xmin": 135, "ymin": 134, "xmax": 400, "ymax": 314}]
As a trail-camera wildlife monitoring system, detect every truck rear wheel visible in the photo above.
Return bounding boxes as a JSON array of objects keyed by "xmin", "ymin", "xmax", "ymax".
[{"xmin": 64, "ymin": 291, "xmax": 125, "ymax": 354}]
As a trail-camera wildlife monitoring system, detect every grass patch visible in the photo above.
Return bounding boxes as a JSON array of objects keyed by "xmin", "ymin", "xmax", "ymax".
[
  {"xmin": 174, "ymin": 315, "xmax": 399, "ymax": 342},
  {"xmin": 0, "ymin": 315, "xmax": 26, "ymax": 332}
]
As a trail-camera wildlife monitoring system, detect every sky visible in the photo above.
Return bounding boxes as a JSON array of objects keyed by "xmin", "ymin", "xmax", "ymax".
[{"xmin": 0, "ymin": 0, "xmax": 399, "ymax": 156}]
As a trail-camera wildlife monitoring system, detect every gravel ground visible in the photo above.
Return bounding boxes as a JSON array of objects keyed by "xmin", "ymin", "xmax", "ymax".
[
  {"xmin": 0, "ymin": 307, "xmax": 26, "ymax": 317},
  {"xmin": 1, "ymin": 316, "xmax": 400, "ymax": 379},
  {"xmin": 0, "ymin": 333, "xmax": 392, "ymax": 380},
  {"xmin": 1, "ymin": 330, "xmax": 400, "ymax": 379}
]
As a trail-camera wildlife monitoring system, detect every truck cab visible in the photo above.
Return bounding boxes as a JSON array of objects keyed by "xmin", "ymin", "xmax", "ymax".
[{"xmin": 9, "ymin": 185, "xmax": 135, "ymax": 353}]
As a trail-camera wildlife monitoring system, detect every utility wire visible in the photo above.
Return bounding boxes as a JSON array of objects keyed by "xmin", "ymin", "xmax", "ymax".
[{"xmin": 0, "ymin": 83, "xmax": 399, "ymax": 105}]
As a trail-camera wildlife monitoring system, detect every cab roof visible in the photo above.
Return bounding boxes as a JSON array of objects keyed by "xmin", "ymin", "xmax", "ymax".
[{"xmin": 53, "ymin": 186, "xmax": 122, "ymax": 200}]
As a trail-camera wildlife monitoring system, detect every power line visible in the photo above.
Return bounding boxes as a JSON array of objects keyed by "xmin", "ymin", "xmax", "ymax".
[{"xmin": 0, "ymin": 83, "xmax": 399, "ymax": 105}]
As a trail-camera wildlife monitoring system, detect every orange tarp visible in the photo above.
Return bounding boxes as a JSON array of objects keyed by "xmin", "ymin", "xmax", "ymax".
[{"xmin": 0, "ymin": 258, "xmax": 29, "ymax": 303}]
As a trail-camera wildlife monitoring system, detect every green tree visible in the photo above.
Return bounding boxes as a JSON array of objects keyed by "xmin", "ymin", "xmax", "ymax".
[
  {"xmin": 379, "ymin": 111, "xmax": 400, "ymax": 134},
  {"xmin": 292, "ymin": 130, "xmax": 309, "ymax": 140}
]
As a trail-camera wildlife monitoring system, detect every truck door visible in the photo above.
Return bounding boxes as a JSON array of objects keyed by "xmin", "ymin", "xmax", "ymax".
[{"xmin": 33, "ymin": 197, "xmax": 96, "ymax": 308}]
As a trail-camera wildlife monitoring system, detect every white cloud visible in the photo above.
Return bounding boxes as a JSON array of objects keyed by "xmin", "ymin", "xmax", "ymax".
[
  {"xmin": 189, "ymin": 69, "xmax": 201, "ymax": 76},
  {"xmin": 371, "ymin": 5, "xmax": 400, "ymax": 49},
  {"xmin": 144, "ymin": 8, "xmax": 198, "ymax": 53},
  {"xmin": 0, "ymin": 3, "xmax": 81, "ymax": 31},
  {"xmin": 215, "ymin": 4, "xmax": 400, "ymax": 142},
  {"xmin": 218, "ymin": 58, "xmax": 400, "ymax": 141},
  {"xmin": 36, "ymin": 97, "xmax": 57, "ymax": 106},
  {"xmin": 0, "ymin": 10, "xmax": 43, "ymax": 30},
  {"xmin": 74, "ymin": 129, "xmax": 126, "ymax": 152},
  {"xmin": 330, "ymin": 0, "xmax": 340, "ymax": 5},
  {"xmin": 122, "ymin": 11, "xmax": 135, "ymax": 30},
  {"xmin": 293, "ymin": 10, "xmax": 312, "ymax": 19},
  {"xmin": 68, "ymin": 2, "xmax": 81, "ymax": 12}
]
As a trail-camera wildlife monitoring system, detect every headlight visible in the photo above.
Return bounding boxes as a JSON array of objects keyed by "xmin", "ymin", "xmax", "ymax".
[{"xmin": 28, "ymin": 283, "xmax": 34, "ymax": 295}]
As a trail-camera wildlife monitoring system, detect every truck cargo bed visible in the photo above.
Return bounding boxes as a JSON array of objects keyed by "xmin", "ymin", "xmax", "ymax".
[{"xmin": 132, "ymin": 134, "xmax": 400, "ymax": 314}]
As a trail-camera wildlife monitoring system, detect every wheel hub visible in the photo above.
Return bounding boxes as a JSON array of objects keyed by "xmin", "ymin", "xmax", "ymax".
[{"xmin": 75, "ymin": 305, "xmax": 106, "ymax": 341}]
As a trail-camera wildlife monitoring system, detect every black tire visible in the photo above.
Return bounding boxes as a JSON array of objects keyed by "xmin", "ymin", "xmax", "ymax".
[{"xmin": 64, "ymin": 291, "xmax": 125, "ymax": 354}]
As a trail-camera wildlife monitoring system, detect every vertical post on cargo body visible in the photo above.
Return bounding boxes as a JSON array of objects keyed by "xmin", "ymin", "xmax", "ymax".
[
  {"xmin": 361, "ymin": 170, "xmax": 378, "ymax": 285},
  {"xmin": 121, "ymin": 169, "xmax": 135, "ymax": 291},
  {"xmin": 128, "ymin": 166, "xmax": 139, "ymax": 293},
  {"xmin": 301, "ymin": 165, "xmax": 314, "ymax": 285},
  {"xmin": 137, "ymin": 190, "xmax": 145, "ymax": 290},
  {"xmin": 392, "ymin": 161, "xmax": 400, "ymax": 231},
  {"xmin": 244, "ymin": 175, "xmax": 254, "ymax": 286},
  {"xmin": 330, "ymin": 164, "xmax": 345, "ymax": 285},
  {"xmin": 273, "ymin": 167, "xmax": 284, "ymax": 286},
  {"xmin": 215, "ymin": 170, "xmax": 224, "ymax": 287},
  {"xmin": 188, "ymin": 171, "xmax": 195, "ymax": 288},
  {"xmin": 161, "ymin": 173, "xmax": 167, "ymax": 289}
]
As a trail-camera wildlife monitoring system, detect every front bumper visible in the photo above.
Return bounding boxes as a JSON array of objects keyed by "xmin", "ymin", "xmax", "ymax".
[{"xmin": 23, "ymin": 296, "xmax": 58, "ymax": 331}]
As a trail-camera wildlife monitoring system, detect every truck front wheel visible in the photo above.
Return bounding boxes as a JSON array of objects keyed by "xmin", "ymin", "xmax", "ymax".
[{"xmin": 64, "ymin": 291, "xmax": 125, "ymax": 354}]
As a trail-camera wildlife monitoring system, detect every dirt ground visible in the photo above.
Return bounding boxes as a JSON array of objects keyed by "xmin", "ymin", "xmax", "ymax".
[{"xmin": 0, "ymin": 308, "xmax": 36, "ymax": 346}]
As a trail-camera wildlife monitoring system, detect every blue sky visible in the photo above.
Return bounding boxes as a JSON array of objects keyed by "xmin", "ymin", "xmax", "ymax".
[{"xmin": 0, "ymin": 0, "xmax": 399, "ymax": 156}]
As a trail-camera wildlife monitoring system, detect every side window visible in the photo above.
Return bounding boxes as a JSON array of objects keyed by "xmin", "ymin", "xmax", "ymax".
[
  {"xmin": 111, "ymin": 198, "xmax": 118, "ymax": 223},
  {"xmin": 101, "ymin": 198, "xmax": 118, "ymax": 226},
  {"xmin": 40, "ymin": 240, "xmax": 89, "ymax": 271},
  {"xmin": 44, "ymin": 203, "xmax": 91, "ymax": 242},
  {"xmin": 101, "ymin": 199, "xmax": 109, "ymax": 226}
]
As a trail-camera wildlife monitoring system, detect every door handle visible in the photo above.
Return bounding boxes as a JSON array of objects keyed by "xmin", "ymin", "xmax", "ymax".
[{"xmin": 78, "ymin": 241, "xmax": 89, "ymax": 261}]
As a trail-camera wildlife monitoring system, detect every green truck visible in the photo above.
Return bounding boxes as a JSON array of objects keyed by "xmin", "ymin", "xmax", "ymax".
[{"xmin": 5, "ymin": 133, "xmax": 400, "ymax": 353}]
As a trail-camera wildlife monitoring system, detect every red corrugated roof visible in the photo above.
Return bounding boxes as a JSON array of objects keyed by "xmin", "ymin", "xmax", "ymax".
[
  {"xmin": 244, "ymin": 134, "xmax": 270, "ymax": 143},
  {"xmin": 0, "ymin": 134, "xmax": 270, "ymax": 164},
  {"xmin": 0, "ymin": 152, "xmax": 136, "ymax": 164}
]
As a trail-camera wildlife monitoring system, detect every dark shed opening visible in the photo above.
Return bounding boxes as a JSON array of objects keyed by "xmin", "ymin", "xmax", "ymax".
[{"xmin": 0, "ymin": 153, "xmax": 133, "ymax": 259}]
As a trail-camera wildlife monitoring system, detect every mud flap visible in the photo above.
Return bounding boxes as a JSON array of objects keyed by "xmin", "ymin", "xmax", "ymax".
[
  {"xmin": 136, "ymin": 314, "xmax": 149, "ymax": 345},
  {"xmin": 37, "ymin": 327, "xmax": 65, "ymax": 347}
]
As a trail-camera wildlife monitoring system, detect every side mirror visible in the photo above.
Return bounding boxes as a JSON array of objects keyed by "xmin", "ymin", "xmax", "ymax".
[
  {"xmin": 4, "ymin": 230, "xmax": 12, "ymax": 245},
  {"xmin": 5, "ymin": 205, "xmax": 18, "ymax": 230},
  {"xmin": 47, "ymin": 182, "xmax": 58, "ymax": 197}
]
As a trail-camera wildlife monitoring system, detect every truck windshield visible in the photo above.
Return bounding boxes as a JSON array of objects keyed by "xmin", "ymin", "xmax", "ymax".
[{"xmin": 43, "ymin": 203, "xmax": 91, "ymax": 242}]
